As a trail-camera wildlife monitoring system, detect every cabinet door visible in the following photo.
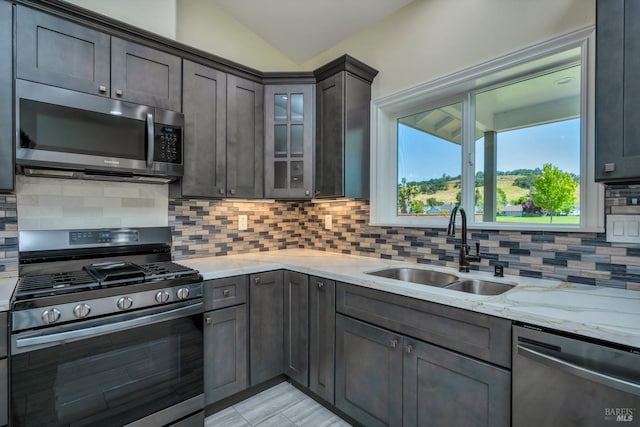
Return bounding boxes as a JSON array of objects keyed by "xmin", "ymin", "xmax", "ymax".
[
  {"xmin": 335, "ymin": 314, "xmax": 403, "ymax": 427},
  {"xmin": 0, "ymin": 1, "xmax": 13, "ymax": 192},
  {"xmin": 403, "ymin": 338, "xmax": 510, "ymax": 427},
  {"xmin": 309, "ymin": 276, "xmax": 335, "ymax": 404},
  {"xmin": 264, "ymin": 85, "xmax": 314, "ymax": 198},
  {"xmin": 111, "ymin": 37, "xmax": 182, "ymax": 112},
  {"xmin": 204, "ymin": 305, "xmax": 248, "ymax": 405},
  {"xmin": 227, "ymin": 75, "xmax": 264, "ymax": 198},
  {"xmin": 16, "ymin": 6, "xmax": 111, "ymax": 96},
  {"xmin": 178, "ymin": 61, "xmax": 226, "ymax": 198},
  {"xmin": 283, "ymin": 271, "xmax": 309, "ymax": 386},
  {"xmin": 249, "ymin": 271, "xmax": 283, "ymax": 385},
  {"xmin": 315, "ymin": 73, "xmax": 344, "ymax": 198},
  {"xmin": 596, "ymin": 0, "xmax": 640, "ymax": 181}
]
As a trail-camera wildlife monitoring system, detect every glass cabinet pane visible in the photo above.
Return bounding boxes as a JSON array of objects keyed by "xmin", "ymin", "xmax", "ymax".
[
  {"xmin": 291, "ymin": 94, "xmax": 304, "ymax": 121},
  {"xmin": 291, "ymin": 125, "xmax": 304, "ymax": 157},
  {"xmin": 291, "ymin": 161, "xmax": 304, "ymax": 188},
  {"xmin": 275, "ymin": 125, "xmax": 287, "ymax": 157},
  {"xmin": 274, "ymin": 161, "xmax": 287, "ymax": 189},
  {"xmin": 274, "ymin": 94, "xmax": 288, "ymax": 121}
]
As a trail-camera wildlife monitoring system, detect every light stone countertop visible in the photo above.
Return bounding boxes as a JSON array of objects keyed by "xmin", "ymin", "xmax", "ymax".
[
  {"xmin": 0, "ymin": 276, "xmax": 17, "ymax": 311},
  {"xmin": 178, "ymin": 248, "xmax": 640, "ymax": 349},
  {"xmin": 1, "ymin": 249, "xmax": 638, "ymax": 348}
]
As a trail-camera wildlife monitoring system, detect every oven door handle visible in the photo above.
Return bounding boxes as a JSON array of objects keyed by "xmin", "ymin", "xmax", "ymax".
[{"xmin": 15, "ymin": 302, "xmax": 202, "ymax": 350}]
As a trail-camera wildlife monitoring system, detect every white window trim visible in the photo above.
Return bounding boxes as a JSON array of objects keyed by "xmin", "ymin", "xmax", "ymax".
[{"xmin": 370, "ymin": 26, "xmax": 604, "ymax": 232}]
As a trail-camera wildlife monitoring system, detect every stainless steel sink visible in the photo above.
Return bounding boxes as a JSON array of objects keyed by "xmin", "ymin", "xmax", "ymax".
[
  {"xmin": 366, "ymin": 268, "xmax": 458, "ymax": 287},
  {"xmin": 444, "ymin": 279, "xmax": 514, "ymax": 296}
]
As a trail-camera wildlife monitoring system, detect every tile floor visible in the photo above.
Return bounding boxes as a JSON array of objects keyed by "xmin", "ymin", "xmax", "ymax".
[{"xmin": 205, "ymin": 382, "xmax": 352, "ymax": 427}]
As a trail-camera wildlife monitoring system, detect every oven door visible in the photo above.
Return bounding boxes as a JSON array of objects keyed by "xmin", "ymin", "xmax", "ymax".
[{"xmin": 11, "ymin": 300, "xmax": 204, "ymax": 427}]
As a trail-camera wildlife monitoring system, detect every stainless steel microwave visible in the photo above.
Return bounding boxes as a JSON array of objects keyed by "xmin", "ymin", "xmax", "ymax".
[{"xmin": 15, "ymin": 79, "xmax": 184, "ymax": 183}]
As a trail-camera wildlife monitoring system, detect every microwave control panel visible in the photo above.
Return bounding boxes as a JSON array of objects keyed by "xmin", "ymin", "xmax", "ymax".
[{"xmin": 155, "ymin": 126, "xmax": 182, "ymax": 164}]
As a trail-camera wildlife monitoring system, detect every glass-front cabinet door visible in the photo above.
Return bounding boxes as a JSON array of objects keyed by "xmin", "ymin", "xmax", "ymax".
[{"xmin": 265, "ymin": 84, "xmax": 314, "ymax": 198}]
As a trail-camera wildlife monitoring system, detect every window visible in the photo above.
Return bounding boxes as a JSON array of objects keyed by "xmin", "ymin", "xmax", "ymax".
[{"xmin": 372, "ymin": 28, "xmax": 603, "ymax": 231}]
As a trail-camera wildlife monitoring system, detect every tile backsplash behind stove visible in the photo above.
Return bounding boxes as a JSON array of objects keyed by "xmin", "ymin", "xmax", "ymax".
[{"xmin": 2, "ymin": 177, "xmax": 640, "ymax": 290}]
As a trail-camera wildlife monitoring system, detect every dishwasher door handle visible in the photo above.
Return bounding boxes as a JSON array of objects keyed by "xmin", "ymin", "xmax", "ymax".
[{"xmin": 517, "ymin": 344, "xmax": 640, "ymax": 396}]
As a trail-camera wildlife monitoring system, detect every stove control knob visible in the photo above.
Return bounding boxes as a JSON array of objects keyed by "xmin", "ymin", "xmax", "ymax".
[
  {"xmin": 155, "ymin": 290, "xmax": 170, "ymax": 303},
  {"xmin": 42, "ymin": 308, "xmax": 61, "ymax": 324},
  {"xmin": 73, "ymin": 303, "xmax": 91, "ymax": 318},
  {"xmin": 176, "ymin": 287, "xmax": 190, "ymax": 300},
  {"xmin": 117, "ymin": 296, "xmax": 133, "ymax": 310}
]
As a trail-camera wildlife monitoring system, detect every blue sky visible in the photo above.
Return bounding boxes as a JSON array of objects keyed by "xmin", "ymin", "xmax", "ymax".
[{"xmin": 398, "ymin": 118, "xmax": 581, "ymax": 183}]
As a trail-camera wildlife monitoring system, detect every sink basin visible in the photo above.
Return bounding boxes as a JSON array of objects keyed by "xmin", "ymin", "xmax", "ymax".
[
  {"xmin": 444, "ymin": 279, "xmax": 514, "ymax": 296},
  {"xmin": 366, "ymin": 268, "xmax": 458, "ymax": 287}
]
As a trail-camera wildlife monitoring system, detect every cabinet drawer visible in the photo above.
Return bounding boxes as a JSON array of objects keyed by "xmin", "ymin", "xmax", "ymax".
[
  {"xmin": 336, "ymin": 282, "xmax": 511, "ymax": 368},
  {"xmin": 204, "ymin": 276, "xmax": 248, "ymax": 310}
]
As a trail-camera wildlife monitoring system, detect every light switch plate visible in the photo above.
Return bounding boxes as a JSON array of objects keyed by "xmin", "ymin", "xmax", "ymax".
[
  {"xmin": 324, "ymin": 215, "xmax": 332, "ymax": 230},
  {"xmin": 606, "ymin": 214, "xmax": 640, "ymax": 243},
  {"xmin": 238, "ymin": 215, "xmax": 248, "ymax": 231}
]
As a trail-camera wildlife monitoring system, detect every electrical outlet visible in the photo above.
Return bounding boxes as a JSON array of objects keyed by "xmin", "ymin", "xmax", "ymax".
[
  {"xmin": 324, "ymin": 214, "xmax": 332, "ymax": 230},
  {"xmin": 238, "ymin": 215, "xmax": 248, "ymax": 231}
]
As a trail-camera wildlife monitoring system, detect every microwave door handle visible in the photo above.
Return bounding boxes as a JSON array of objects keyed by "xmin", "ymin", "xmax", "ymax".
[{"xmin": 146, "ymin": 112, "xmax": 154, "ymax": 167}]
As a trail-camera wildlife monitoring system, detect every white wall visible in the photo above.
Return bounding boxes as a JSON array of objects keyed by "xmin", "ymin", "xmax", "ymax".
[
  {"xmin": 300, "ymin": 0, "xmax": 595, "ymax": 99},
  {"xmin": 175, "ymin": 0, "xmax": 299, "ymax": 71},
  {"xmin": 63, "ymin": 0, "xmax": 177, "ymax": 39}
]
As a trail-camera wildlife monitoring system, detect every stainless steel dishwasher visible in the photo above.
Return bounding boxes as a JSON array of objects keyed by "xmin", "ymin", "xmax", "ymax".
[{"xmin": 513, "ymin": 324, "xmax": 640, "ymax": 427}]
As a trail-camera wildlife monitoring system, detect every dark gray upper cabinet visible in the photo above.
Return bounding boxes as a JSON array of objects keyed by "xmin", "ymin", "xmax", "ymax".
[
  {"xmin": 314, "ymin": 56, "xmax": 378, "ymax": 199},
  {"xmin": 249, "ymin": 270, "xmax": 283, "ymax": 385},
  {"xmin": 283, "ymin": 271, "xmax": 309, "ymax": 386},
  {"xmin": 403, "ymin": 338, "xmax": 510, "ymax": 427},
  {"xmin": 16, "ymin": 5, "xmax": 110, "ymax": 97},
  {"xmin": 0, "ymin": 1, "xmax": 13, "ymax": 192},
  {"xmin": 227, "ymin": 75, "xmax": 264, "ymax": 198},
  {"xmin": 264, "ymin": 84, "xmax": 314, "ymax": 199},
  {"xmin": 111, "ymin": 37, "xmax": 182, "ymax": 112},
  {"xmin": 16, "ymin": 6, "xmax": 182, "ymax": 112},
  {"xmin": 308, "ymin": 276, "xmax": 336, "ymax": 404},
  {"xmin": 335, "ymin": 314, "xmax": 403, "ymax": 427},
  {"xmin": 596, "ymin": 0, "xmax": 640, "ymax": 182},
  {"xmin": 204, "ymin": 305, "xmax": 248, "ymax": 405},
  {"xmin": 172, "ymin": 60, "xmax": 227, "ymax": 198}
]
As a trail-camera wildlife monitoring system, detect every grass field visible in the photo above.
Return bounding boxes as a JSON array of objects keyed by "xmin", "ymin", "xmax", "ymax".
[
  {"xmin": 496, "ymin": 216, "xmax": 580, "ymax": 224},
  {"xmin": 412, "ymin": 174, "xmax": 580, "ymax": 207}
]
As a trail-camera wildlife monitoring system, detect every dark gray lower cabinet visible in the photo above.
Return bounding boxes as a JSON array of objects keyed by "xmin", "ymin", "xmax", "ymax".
[
  {"xmin": 309, "ymin": 276, "xmax": 335, "ymax": 404},
  {"xmin": 0, "ymin": 312, "xmax": 7, "ymax": 426},
  {"xmin": 0, "ymin": 0, "xmax": 13, "ymax": 192},
  {"xmin": 204, "ymin": 305, "xmax": 248, "ymax": 405},
  {"xmin": 335, "ymin": 314, "xmax": 403, "ymax": 427},
  {"xmin": 250, "ymin": 271, "xmax": 283, "ymax": 385},
  {"xmin": 403, "ymin": 338, "xmax": 510, "ymax": 427},
  {"xmin": 283, "ymin": 271, "xmax": 309, "ymax": 386}
]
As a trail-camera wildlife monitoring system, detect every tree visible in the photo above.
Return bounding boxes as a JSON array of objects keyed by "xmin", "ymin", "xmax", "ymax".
[
  {"xmin": 398, "ymin": 178, "xmax": 420, "ymax": 214},
  {"xmin": 410, "ymin": 199, "xmax": 424, "ymax": 214},
  {"xmin": 533, "ymin": 163, "xmax": 577, "ymax": 222}
]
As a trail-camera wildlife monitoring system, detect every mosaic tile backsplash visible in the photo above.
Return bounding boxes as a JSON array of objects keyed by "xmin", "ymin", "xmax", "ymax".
[
  {"xmin": 0, "ymin": 195, "xmax": 18, "ymax": 278},
  {"xmin": 170, "ymin": 187, "xmax": 640, "ymax": 291},
  {"xmin": 3, "ymin": 181, "xmax": 640, "ymax": 291}
]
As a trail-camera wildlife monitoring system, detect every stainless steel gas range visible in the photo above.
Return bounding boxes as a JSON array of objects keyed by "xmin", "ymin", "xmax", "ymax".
[{"xmin": 10, "ymin": 227, "xmax": 204, "ymax": 427}]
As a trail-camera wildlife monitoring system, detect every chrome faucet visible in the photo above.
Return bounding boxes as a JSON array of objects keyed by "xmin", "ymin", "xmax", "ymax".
[{"xmin": 447, "ymin": 206, "xmax": 481, "ymax": 272}]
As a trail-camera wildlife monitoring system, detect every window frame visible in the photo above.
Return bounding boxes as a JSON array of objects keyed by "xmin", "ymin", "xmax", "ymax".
[{"xmin": 370, "ymin": 26, "xmax": 604, "ymax": 232}]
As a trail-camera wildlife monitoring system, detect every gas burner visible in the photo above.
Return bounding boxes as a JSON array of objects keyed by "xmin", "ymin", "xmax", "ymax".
[{"xmin": 15, "ymin": 270, "xmax": 99, "ymax": 300}]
